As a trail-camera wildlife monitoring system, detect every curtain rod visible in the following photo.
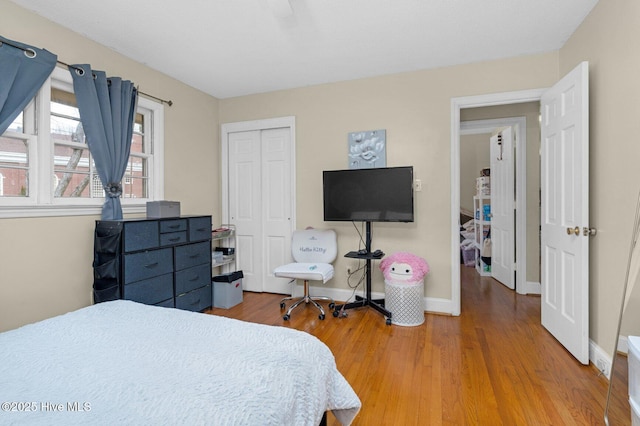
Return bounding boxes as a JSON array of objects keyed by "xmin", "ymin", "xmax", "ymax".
[
  {"xmin": 57, "ymin": 60, "xmax": 173, "ymax": 107},
  {"xmin": 1, "ymin": 39, "xmax": 173, "ymax": 107}
]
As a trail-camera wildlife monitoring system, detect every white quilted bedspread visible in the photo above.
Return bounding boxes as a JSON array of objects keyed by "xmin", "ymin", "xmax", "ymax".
[{"xmin": 0, "ymin": 300, "xmax": 360, "ymax": 425}]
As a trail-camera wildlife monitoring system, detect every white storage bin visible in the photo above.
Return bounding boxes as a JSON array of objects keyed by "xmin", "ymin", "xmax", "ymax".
[
  {"xmin": 629, "ymin": 336, "xmax": 640, "ymax": 403},
  {"xmin": 212, "ymin": 271, "xmax": 244, "ymax": 309},
  {"xmin": 384, "ymin": 280, "xmax": 425, "ymax": 326}
]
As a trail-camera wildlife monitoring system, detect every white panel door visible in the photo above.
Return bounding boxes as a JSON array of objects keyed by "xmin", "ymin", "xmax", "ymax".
[
  {"xmin": 228, "ymin": 131, "xmax": 262, "ymax": 292},
  {"xmin": 228, "ymin": 128, "xmax": 293, "ymax": 294},
  {"xmin": 490, "ymin": 126, "xmax": 515, "ymax": 289},
  {"xmin": 540, "ymin": 61, "xmax": 589, "ymax": 365},
  {"xmin": 262, "ymin": 128, "xmax": 293, "ymax": 294}
]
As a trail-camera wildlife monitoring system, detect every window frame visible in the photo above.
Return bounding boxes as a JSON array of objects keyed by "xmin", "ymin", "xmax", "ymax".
[{"xmin": 0, "ymin": 66, "xmax": 164, "ymax": 218}]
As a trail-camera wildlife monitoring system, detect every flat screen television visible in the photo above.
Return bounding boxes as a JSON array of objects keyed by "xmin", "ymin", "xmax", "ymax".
[{"xmin": 323, "ymin": 166, "xmax": 414, "ymax": 222}]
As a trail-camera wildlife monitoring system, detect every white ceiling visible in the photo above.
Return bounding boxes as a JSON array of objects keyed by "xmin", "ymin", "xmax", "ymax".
[{"xmin": 10, "ymin": 0, "xmax": 599, "ymax": 99}]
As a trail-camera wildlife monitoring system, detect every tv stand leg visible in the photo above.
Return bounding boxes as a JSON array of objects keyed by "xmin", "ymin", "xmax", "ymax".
[{"xmin": 332, "ymin": 221, "xmax": 392, "ymax": 324}]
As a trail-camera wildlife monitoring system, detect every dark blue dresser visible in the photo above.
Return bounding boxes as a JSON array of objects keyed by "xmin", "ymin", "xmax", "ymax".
[{"xmin": 93, "ymin": 216, "xmax": 212, "ymax": 312}]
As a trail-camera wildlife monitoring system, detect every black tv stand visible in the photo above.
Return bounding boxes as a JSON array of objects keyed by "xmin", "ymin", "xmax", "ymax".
[{"xmin": 333, "ymin": 221, "xmax": 392, "ymax": 325}]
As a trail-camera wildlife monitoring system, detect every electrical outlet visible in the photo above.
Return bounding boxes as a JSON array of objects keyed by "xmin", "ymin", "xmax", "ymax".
[
  {"xmin": 596, "ymin": 359, "xmax": 607, "ymax": 373},
  {"xmin": 595, "ymin": 358, "xmax": 611, "ymax": 377}
]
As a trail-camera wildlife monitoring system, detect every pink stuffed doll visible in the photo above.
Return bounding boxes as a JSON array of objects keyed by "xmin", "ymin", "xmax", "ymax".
[{"xmin": 379, "ymin": 252, "xmax": 430, "ymax": 285}]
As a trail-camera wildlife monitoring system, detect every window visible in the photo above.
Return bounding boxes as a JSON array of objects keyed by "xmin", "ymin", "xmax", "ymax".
[{"xmin": 0, "ymin": 67, "xmax": 164, "ymax": 218}]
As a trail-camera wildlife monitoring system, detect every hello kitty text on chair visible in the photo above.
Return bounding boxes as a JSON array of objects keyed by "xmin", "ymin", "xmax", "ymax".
[{"xmin": 379, "ymin": 252, "xmax": 429, "ymax": 326}]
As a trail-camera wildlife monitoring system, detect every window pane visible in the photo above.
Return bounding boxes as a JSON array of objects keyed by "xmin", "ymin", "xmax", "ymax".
[
  {"xmin": 123, "ymin": 177, "xmax": 147, "ymax": 199},
  {"xmin": 131, "ymin": 132, "xmax": 143, "ymax": 154},
  {"xmin": 51, "ymin": 115, "xmax": 84, "ymax": 143},
  {"xmin": 50, "ymin": 102, "xmax": 80, "ymax": 119},
  {"xmin": 53, "ymin": 145, "xmax": 92, "ymax": 198},
  {"xmin": 0, "ymin": 137, "xmax": 29, "ymax": 197},
  {"xmin": 124, "ymin": 156, "xmax": 148, "ymax": 198},
  {"xmin": 0, "ymin": 168, "xmax": 28, "ymax": 196},
  {"xmin": 51, "ymin": 88, "xmax": 84, "ymax": 144},
  {"xmin": 5, "ymin": 113, "xmax": 23, "ymax": 133},
  {"xmin": 0, "ymin": 137, "xmax": 28, "ymax": 168},
  {"xmin": 134, "ymin": 112, "xmax": 144, "ymax": 134}
]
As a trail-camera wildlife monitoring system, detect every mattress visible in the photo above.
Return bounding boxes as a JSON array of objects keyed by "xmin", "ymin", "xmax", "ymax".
[{"xmin": 0, "ymin": 300, "xmax": 360, "ymax": 425}]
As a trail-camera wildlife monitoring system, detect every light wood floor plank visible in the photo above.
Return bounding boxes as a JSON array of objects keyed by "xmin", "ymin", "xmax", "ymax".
[{"xmin": 207, "ymin": 266, "xmax": 612, "ymax": 425}]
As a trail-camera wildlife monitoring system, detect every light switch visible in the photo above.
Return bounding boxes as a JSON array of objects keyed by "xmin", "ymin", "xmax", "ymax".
[{"xmin": 415, "ymin": 179, "xmax": 422, "ymax": 192}]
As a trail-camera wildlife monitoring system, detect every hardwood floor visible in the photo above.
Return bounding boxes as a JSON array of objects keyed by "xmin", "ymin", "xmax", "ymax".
[{"xmin": 206, "ymin": 266, "xmax": 614, "ymax": 425}]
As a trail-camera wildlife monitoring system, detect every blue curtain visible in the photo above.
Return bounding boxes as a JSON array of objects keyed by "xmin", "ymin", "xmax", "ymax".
[
  {"xmin": 0, "ymin": 36, "xmax": 57, "ymax": 135},
  {"xmin": 70, "ymin": 64, "xmax": 138, "ymax": 220}
]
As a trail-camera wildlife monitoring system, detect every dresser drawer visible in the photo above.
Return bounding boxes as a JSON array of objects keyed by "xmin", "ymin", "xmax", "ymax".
[
  {"xmin": 123, "ymin": 273, "xmax": 174, "ymax": 305},
  {"xmin": 176, "ymin": 263, "xmax": 211, "ymax": 295},
  {"xmin": 160, "ymin": 219, "xmax": 187, "ymax": 233},
  {"xmin": 189, "ymin": 216, "xmax": 212, "ymax": 242},
  {"xmin": 175, "ymin": 241, "xmax": 210, "ymax": 270},
  {"xmin": 154, "ymin": 297, "xmax": 175, "ymax": 308},
  {"xmin": 175, "ymin": 284, "xmax": 211, "ymax": 312},
  {"xmin": 160, "ymin": 231, "xmax": 187, "ymax": 246},
  {"xmin": 123, "ymin": 221, "xmax": 159, "ymax": 252},
  {"xmin": 123, "ymin": 248, "xmax": 173, "ymax": 284}
]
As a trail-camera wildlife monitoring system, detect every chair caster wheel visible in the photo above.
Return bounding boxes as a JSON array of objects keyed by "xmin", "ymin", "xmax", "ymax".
[
  {"xmin": 332, "ymin": 310, "xmax": 339, "ymax": 317},
  {"xmin": 328, "ymin": 302, "xmax": 335, "ymax": 310},
  {"xmin": 283, "ymin": 314, "xmax": 290, "ymax": 321},
  {"xmin": 280, "ymin": 302, "xmax": 285, "ymax": 309},
  {"xmin": 319, "ymin": 314, "xmax": 325, "ymax": 320},
  {"xmin": 386, "ymin": 318, "xmax": 392, "ymax": 325}
]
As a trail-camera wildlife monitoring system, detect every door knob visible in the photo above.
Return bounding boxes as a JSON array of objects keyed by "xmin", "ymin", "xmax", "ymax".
[
  {"xmin": 566, "ymin": 226, "xmax": 580, "ymax": 235},
  {"xmin": 583, "ymin": 227, "xmax": 597, "ymax": 237}
]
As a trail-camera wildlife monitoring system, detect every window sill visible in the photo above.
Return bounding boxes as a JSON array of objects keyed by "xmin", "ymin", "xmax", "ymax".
[{"xmin": 0, "ymin": 204, "xmax": 147, "ymax": 219}]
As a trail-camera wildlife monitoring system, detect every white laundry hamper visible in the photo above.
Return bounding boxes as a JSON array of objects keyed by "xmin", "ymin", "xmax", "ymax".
[{"xmin": 384, "ymin": 279, "xmax": 425, "ymax": 326}]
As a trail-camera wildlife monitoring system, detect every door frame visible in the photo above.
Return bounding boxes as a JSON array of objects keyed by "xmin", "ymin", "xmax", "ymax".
[
  {"xmin": 221, "ymin": 116, "xmax": 297, "ymax": 278},
  {"xmin": 451, "ymin": 90, "xmax": 544, "ymax": 316}
]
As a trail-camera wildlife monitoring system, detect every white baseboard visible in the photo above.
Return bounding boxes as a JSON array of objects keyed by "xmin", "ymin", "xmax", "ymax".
[
  {"xmin": 300, "ymin": 285, "xmax": 455, "ymax": 316},
  {"xmin": 523, "ymin": 280, "xmax": 541, "ymax": 295}
]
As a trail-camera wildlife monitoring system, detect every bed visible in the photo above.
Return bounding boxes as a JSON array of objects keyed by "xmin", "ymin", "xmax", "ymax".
[{"xmin": 0, "ymin": 300, "xmax": 361, "ymax": 425}]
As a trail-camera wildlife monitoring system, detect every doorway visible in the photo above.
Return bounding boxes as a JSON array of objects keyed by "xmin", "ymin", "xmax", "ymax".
[
  {"xmin": 450, "ymin": 89, "xmax": 544, "ymax": 316},
  {"xmin": 459, "ymin": 107, "xmax": 541, "ymax": 295}
]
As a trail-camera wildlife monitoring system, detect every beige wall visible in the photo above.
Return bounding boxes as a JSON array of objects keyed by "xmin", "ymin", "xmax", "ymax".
[
  {"xmin": 0, "ymin": 0, "xmax": 220, "ymax": 331},
  {"xmin": 220, "ymin": 54, "xmax": 558, "ymax": 300},
  {"xmin": 559, "ymin": 0, "xmax": 640, "ymax": 356},
  {"xmin": 460, "ymin": 133, "xmax": 491, "ymax": 216}
]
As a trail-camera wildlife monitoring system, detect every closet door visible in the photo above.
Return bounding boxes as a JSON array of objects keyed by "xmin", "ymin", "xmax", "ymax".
[{"xmin": 228, "ymin": 128, "xmax": 292, "ymax": 294}]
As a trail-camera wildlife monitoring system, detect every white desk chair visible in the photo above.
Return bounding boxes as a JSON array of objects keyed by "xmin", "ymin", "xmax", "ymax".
[{"xmin": 274, "ymin": 228, "xmax": 337, "ymax": 320}]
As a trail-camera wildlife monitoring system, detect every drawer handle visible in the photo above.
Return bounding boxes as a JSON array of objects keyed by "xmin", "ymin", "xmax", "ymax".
[
  {"xmin": 169, "ymin": 237, "xmax": 181, "ymax": 242},
  {"xmin": 189, "ymin": 274, "xmax": 200, "ymax": 282},
  {"xmin": 189, "ymin": 254, "xmax": 201, "ymax": 259},
  {"xmin": 144, "ymin": 262, "xmax": 159, "ymax": 269},
  {"xmin": 196, "ymin": 227, "xmax": 207, "ymax": 232},
  {"xmin": 168, "ymin": 225, "xmax": 180, "ymax": 229}
]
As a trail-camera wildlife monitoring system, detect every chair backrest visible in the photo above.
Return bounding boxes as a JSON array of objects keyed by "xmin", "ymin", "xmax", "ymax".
[{"xmin": 291, "ymin": 229, "xmax": 337, "ymax": 264}]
